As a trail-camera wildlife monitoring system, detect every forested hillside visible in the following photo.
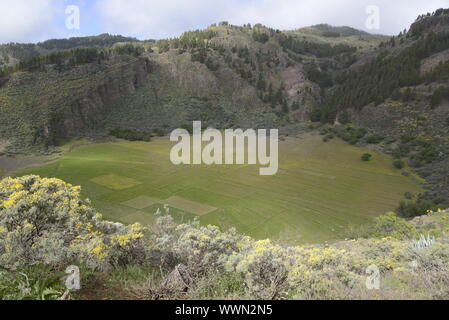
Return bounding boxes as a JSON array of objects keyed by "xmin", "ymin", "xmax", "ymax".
[
  {"xmin": 316, "ymin": 10, "xmax": 449, "ymax": 218},
  {"xmin": 0, "ymin": 34, "xmax": 139, "ymax": 68},
  {"xmin": 0, "ymin": 23, "xmax": 386, "ymax": 153},
  {"xmin": 0, "ymin": 9, "xmax": 449, "ymax": 217}
]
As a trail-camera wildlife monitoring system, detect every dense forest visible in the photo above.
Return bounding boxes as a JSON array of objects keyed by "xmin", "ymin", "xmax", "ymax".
[
  {"xmin": 38, "ymin": 34, "xmax": 137, "ymax": 50},
  {"xmin": 0, "ymin": 44, "xmax": 144, "ymax": 78},
  {"xmin": 0, "ymin": 34, "xmax": 139, "ymax": 69},
  {"xmin": 277, "ymin": 34, "xmax": 357, "ymax": 58},
  {"xmin": 329, "ymin": 31, "xmax": 449, "ymax": 111}
]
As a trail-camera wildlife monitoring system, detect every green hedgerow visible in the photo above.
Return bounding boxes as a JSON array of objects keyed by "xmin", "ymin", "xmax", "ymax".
[{"xmin": 361, "ymin": 153, "xmax": 372, "ymax": 161}]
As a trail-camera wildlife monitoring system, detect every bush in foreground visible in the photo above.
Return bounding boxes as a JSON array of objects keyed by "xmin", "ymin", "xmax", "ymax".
[{"xmin": 0, "ymin": 175, "xmax": 145, "ymax": 271}]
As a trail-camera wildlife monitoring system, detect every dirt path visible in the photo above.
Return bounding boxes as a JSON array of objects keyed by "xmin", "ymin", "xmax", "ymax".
[
  {"xmin": 0, "ymin": 154, "xmax": 57, "ymax": 177},
  {"xmin": 0, "ymin": 139, "xmax": 95, "ymax": 178}
]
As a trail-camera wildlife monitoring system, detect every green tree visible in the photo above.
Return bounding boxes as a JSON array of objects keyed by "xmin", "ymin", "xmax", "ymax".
[
  {"xmin": 393, "ymin": 160, "xmax": 405, "ymax": 169},
  {"xmin": 361, "ymin": 153, "xmax": 372, "ymax": 161}
]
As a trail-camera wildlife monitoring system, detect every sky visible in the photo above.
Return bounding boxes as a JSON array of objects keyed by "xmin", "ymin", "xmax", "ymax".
[{"xmin": 0, "ymin": 0, "xmax": 448, "ymax": 44}]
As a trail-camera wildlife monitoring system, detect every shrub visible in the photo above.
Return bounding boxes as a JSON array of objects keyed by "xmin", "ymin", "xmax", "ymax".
[
  {"xmin": 361, "ymin": 153, "xmax": 372, "ymax": 161},
  {"xmin": 180, "ymin": 124, "xmax": 194, "ymax": 134},
  {"xmin": 366, "ymin": 134, "xmax": 384, "ymax": 144},
  {"xmin": 109, "ymin": 128, "xmax": 152, "ymax": 142},
  {"xmin": 252, "ymin": 32, "xmax": 269, "ymax": 43},
  {"xmin": 406, "ymin": 239, "xmax": 449, "ymax": 299},
  {"xmin": 372, "ymin": 212, "xmax": 417, "ymax": 239},
  {"xmin": 149, "ymin": 215, "xmax": 247, "ymax": 276},
  {"xmin": 411, "ymin": 144, "xmax": 438, "ymax": 164},
  {"xmin": 322, "ymin": 134, "xmax": 334, "ymax": 142},
  {"xmin": 309, "ymin": 108, "xmax": 323, "ymax": 122},
  {"xmin": 322, "ymin": 31, "xmax": 340, "ymax": 38},
  {"xmin": 404, "ymin": 192, "xmax": 414, "ymax": 200},
  {"xmin": 430, "ymin": 86, "xmax": 449, "ymax": 108},
  {"xmin": 397, "ymin": 200, "xmax": 436, "ymax": 218},
  {"xmin": 0, "ymin": 265, "xmax": 65, "ymax": 300},
  {"xmin": 400, "ymin": 135, "xmax": 415, "ymax": 144},
  {"xmin": 288, "ymin": 246, "xmax": 360, "ymax": 300},
  {"xmin": 0, "ymin": 176, "xmax": 145, "ymax": 271},
  {"xmin": 205, "ymin": 58, "xmax": 219, "ymax": 71},
  {"xmin": 392, "ymin": 144, "xmax": 411, "ymax": 158},
  {"xmin": 152, "ymin": 128, "xmax": 165, "ymax": 137},
  {"xmin": 189, "ymin": 272, "xmax": 248, "ymax": 300},
  {"xmin": 226, "ymin": 239, "xmax": 291, "ymax": 299},
  {"xmin": 393, "ymin": 160, "xmax": 405, "ymax": 169},
  {"xmin": 335, "ymin": 126, "xmax": 367, "ymax": 145},
  {"xmin": 338, "ymin": 110, "xmax": 351, "ymax": 125}
]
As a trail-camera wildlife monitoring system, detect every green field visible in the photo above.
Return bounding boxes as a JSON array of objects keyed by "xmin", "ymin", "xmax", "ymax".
[{"xmin": 15, "ymin": 133, "xmax": 422, "ymax": 243}]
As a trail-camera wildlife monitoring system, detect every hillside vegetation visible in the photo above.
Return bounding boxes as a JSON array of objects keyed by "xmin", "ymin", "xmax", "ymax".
[
  {"xmin": 0, "ymin": 23, "xmax": 388, "ymax": 154},
  {"xmin": 0, "ymin": 34, "xmax": 139, "ymax": 68},
  {"xmin": 318, "ymin": 11, "xmax": 449, "ymax": 216}
]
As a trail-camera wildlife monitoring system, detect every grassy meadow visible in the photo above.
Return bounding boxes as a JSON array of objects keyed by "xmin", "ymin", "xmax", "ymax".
[{"xmin": 15, "ymin": 132, "xmax": 422, "ymax": 243}]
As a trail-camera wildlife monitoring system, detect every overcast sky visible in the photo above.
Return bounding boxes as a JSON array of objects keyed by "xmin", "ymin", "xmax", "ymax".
[{"xmin": 0, "ymin": 0, "xmax": 448, "ymax": 44}]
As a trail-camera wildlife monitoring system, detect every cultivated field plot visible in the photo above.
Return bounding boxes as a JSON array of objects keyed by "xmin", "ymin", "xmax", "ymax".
[
  {"xmin": 90, "ymin": 174, "xmax": 142, "ymax": 190},
  {"xmin": 121, "ymin": 195, "xmax": 162, "ymax": 210},
  {"xmin": 164, "ymin": 196, "xmax": 218, "ymax": 216},
  {"xmin": 16, "ymin": 133, "xmax": 422, "ymax": 243}
]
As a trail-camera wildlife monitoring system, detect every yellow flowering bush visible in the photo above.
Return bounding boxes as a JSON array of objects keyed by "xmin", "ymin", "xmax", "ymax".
[
  {"xmin": 150, "ymin": 215, "xmax": 248, "ymax": 275},
  {"xmin": 286, "ymin": 246, "xmax": 362, "ymax": 299},
  {"xmin": 0, "ymin": 175, "xmax": 145, "ymax": 270},
  {"xmin": 372, "ymin": 212, "xmax": 418, "ymax": 240},
  {"xmin": 109, "ymin": 223, "xmax": 146, "ymax": 266},
  {"xmin": 147, "ymin": 209, "xmax": 449, "ymax": 299},
  {"xmin": 335, "ymin": 237, "xmax": 409, "ymax": 272},
  {"xmin": 226, "ymin": 239, "xmax": 292, "ymax": 299}
]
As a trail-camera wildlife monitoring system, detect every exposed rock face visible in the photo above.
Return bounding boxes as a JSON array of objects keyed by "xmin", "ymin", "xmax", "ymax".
[
  {"xmin": 55, "ymin": 57, "xmax": 152, "ymax": 139},
  {"xmin": 420, "ymin": 49, "xmax": 449, "ymax": 74},
  {"xmin": 162, "ymin": 264, "xmax": 193, "ymax": 292},
  {"xmin": 0, "ymin": 139, "xmax": 10, "ymax": 153},
  {"xmin": 410, "ymin": 12, "xmax": 449, "ymax": 36},
  {"xmin": 0, "ymin": 55, "xmax": 153, "ymax": 151}
]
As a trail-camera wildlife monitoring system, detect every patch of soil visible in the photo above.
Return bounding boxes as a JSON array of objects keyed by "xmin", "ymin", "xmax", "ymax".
[
  {"xmin": 420, "ymin": 49, "xmax": 449, "ymax": 74},
  {"xmin": 74, "ymin": 273, "xmax": 137, "ymax": 301},
  {"xmin": 0, "ymin": 154, "xmax": 55, "ymax": 177},
  {"xmin": 0, "ymin": 139, "xmax": 10, "ymax": 153}
]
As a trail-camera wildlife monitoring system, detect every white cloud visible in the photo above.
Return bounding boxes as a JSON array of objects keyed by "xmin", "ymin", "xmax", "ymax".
[
  {"xmin": 1, "ymin": 0, "xmax": 448, "ymax": 43},
  {"xmin": 0, "ymin": 0, "xmax": 62, "ymax": 43},
  {"xmin": 95, "ymin": 0, "xmax": 232, "ymax": 39}
]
